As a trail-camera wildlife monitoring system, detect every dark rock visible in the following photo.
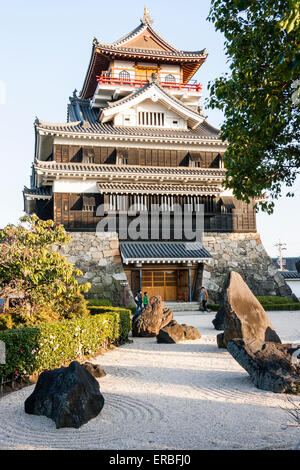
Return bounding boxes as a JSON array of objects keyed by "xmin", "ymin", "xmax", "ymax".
[
  {"xmin": 212, "ymin": 308, "xmax": 225, "ymax": 330},
  {"xmin": 157, "ymin": 320, "xmax": 201, "ymax": 343},
  {"xmin": 24, "ymin": 361, "xmax": 105, "ymax": 428},
  {"xmin": 82, "ymin": 361, "xmax": 106, "ymax": 378},
  {"xmin": 227, "ymin": 339, "xmax": 300, "ymax": 394},
  {"xmin": 216, "ymin": 271, "xmax": 281, "ymax": 348},
  {"xmin": 132, "ymin": 296, "xmax": 173, "ymax": 337},
  {"xmin": 217, "ymin": 332, "xmax": 226, "ymax": 349}
]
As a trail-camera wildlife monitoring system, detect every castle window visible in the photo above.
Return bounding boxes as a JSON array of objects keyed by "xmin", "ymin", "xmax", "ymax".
[
  {"xmin": 138, "ymin": 112, "xmax": 164, "ymax": 127},
  {"xmin": 119, "ymin": 70, "xmax": 130, "ymax": 81},
  {"xmin": 83, "ymin": 205, "xmax": 95, "ymax": 212},
  {"xmin": 82, "ymin": 195, "xmax": 96, "ymax": 212},
  {"xmin": 165, "ymin": 74, "xmax": 176, "ymax": 83}
]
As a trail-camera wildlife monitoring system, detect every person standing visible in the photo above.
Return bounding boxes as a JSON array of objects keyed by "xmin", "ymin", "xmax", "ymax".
[
  {"xmin": 143, "ymin": 292, "xmax": 149, "ymax": 310},
  {"xmin": 200, "ymin": 287, "xmax": 208, "ymax": 312},
  {"xmin": 134, "ymin": 290, "xmax": 143, "ymax": 318}
]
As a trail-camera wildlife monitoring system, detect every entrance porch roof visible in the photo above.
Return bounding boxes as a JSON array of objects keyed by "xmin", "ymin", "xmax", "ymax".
[{"xmin": 120, "ymin": 241, "xmax": 211, "ymax": 264}]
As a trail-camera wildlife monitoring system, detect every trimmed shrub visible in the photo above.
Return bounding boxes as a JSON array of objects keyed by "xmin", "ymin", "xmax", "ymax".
[
  {"xmin": 88, "ymin": 306, "xmax": 132, "ymax": 342},
  {"xmin": 206, "ymin": 296, "xmax": 300, "ymax": 312},
  {"xmin": 0, "ymin": 310, "xmax": 131, "ymax": 381},
  {"xmin": 87, "ymin": 299, "xmax": 113, "ymax": 307},
  {"xmin": 207, "ymin": 303, "xmax": 219, "ymax": 311}
]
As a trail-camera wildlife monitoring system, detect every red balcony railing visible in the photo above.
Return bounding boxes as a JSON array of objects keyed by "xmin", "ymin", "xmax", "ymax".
[{"xmin": 96, "ymin": 73, "xmax": 202, "ymax": 92}]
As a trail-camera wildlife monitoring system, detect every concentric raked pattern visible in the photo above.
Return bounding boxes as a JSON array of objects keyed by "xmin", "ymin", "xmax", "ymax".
[
  {"xmin": 0, "ymin": 312, "xmax": 299, "ymax": 450},
  {"xmin": 0, "ymin": 389, "xmax": 166, "ymax": 450}
]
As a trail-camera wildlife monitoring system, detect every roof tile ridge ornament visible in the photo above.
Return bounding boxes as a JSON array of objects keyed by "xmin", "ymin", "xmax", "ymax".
[
  {"xmin": 141, "ymin": 6, "xmax": 153, "ymax": 26},
  {"xmin": 37, "ymin": 119, "xmax": 82, "ymax": 128}
]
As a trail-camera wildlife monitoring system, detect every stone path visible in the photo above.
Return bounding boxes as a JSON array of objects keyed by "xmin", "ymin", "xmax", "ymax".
[{"xmin": 0, "ymin": 311, "xmax": 299, "ymax": 450}]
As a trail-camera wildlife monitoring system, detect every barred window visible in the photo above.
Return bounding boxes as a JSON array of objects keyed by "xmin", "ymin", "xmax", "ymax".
[
  {"xmin": 138, "ymin": 112, "xmax": 164, "ymax": 127},
  {"xmin": 165, "ymin": 74, "xmax": 176, "ymax": 83},
  {"xmin": 119, "ymin": 70, "xmax": 130, "ymax": 80},
  {"xmin": 83, "ymin": 205, "xmax": 95, "ymax": 212}
]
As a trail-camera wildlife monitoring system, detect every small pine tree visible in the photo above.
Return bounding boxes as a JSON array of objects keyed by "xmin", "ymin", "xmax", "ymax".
[{"xmin": 0, "ymin": 215, "xmax": 91, "ymax": 327}]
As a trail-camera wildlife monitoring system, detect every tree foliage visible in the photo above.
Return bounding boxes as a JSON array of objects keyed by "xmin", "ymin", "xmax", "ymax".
[
  {"xmin": 0, "ymin": 215, "xmax": 91, "ymax": 326},
  {"xmin": 207, "ymin": 0, "xmax": 300, "ymax": 212}
]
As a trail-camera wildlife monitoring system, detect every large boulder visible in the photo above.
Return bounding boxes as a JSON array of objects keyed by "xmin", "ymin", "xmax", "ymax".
[
  {"xmin": 157, "ymin": 320, "xmax": 201, "ymax": 343},
  {"xmin": 227, "ymin": 339, "xmax": 300, "ymax": 394},
  {"xmin": 25, "ymin": 361, "xmax": 105, "ymax": 428},
  {"xmin": 132, "ymin": 296, "xmax": 173, "ymax": 337},
  {"xmin": 215, "ymin": 271, "xmax": 281, "ymax": 348}
]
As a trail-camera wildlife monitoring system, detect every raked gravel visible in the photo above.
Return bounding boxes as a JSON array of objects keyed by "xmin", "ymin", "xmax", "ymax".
[{"xmin": 0, "ymin": 310, "xmax": 299, "ymax": 450}]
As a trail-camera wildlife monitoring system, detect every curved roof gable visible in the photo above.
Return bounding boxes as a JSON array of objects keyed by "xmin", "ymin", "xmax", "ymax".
[{"xmin": 100, "ymin": 79, "xmax": 205, "ymax": 129}]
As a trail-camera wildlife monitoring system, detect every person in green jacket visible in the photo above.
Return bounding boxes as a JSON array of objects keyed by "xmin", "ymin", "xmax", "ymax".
[{"xmin": 143, "ymin": 292, "xmax": 149, "ymax": 310}]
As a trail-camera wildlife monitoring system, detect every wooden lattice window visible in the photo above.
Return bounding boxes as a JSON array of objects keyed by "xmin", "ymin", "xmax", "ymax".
[
  {"xmin": 165, "ymin": 74, "xmax": 176, "ymax": 83},
  {"xmin": 119, "ymin": 70, "xmax": 130, "ymax": 80}
]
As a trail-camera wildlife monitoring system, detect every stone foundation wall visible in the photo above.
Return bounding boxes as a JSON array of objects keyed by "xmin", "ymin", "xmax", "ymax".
[
  {"xmin": 201, "ymin": 232, "xmax": 295, "ymax": 303},
  {"xmin": 59, "ymin": 232, "xmax": 135, "ymax": 307}
]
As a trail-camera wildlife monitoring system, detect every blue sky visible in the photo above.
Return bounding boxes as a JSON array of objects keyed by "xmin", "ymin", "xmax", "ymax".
[{"xmin": 0, "ymin": 0, "xmax": 299, "ymax": 257}]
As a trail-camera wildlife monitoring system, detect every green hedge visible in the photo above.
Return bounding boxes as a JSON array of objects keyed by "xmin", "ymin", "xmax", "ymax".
[
  {"xmin": 87, "ymin": 299, "xmax": 113, "ymax": 307},
  {"xmin": 88, "ymin": 306, "xmax": 132, "ymax": 341},
  {"xmin": 207, "ymin": 296, "xmax": 300, "ymax": 312},
  {"xmin": 0, "ymin": 311, "xmax": 131, "ymax": 381},
  {"xmin": 207, "ymin": 303, "xmax": 219, "ymax": 311}
]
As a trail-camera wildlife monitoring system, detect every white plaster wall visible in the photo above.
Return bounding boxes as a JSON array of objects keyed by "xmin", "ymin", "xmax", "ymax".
[
  {"xmin": 112, "ymin": 60, "xmax": 135, "ymax": 80},
  {"xmin": 113, "ymin": 99, "xmax": 187, "ymax": 129},
  {"xmin": 286, "ymin": 280, "xmax": 300, "ymax": 299},
  {"xmin": 160, "ymin": 64, "xmax": 181, "ymax": 82},
  {"xmin": 53, "ymin": 180, "xmax": 98, "ymax": 193}
]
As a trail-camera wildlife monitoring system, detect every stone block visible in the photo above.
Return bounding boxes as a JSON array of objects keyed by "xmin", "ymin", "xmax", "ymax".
[
  {"xmin": 103, "ymin": 249, "xmax": 120, "ymax": 258},
  {"xmin": 109, "ymin": 239, "xmax": 119, "ymax": 249}
]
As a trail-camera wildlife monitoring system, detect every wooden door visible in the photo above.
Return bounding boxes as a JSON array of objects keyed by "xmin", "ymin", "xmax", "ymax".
[
  {"xmin": 136, "ymin": 67, "xmax": 159, "ymax": 82},
  {"xmin": 142, "ymin": 270, "xmax": 177, "ymax": 301}
]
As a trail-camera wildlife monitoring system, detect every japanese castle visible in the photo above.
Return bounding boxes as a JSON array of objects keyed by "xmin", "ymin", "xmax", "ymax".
[{"xmin": 24, "ymin": 8, "xmax": 261, "ymax": 302}]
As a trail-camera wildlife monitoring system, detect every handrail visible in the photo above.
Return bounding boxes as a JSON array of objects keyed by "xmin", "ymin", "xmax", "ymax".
[{"xmin": 96, "ymin": 74, "xmax": 202, "ymax": 92}]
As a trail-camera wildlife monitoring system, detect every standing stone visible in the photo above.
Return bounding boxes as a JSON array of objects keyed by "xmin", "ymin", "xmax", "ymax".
[
  {"xmin": 215, "ymin": 271, "xmax": 281, "ymax": 348},
  {"xmin": 227, "ymin": 339, "xmax": 300, "ymax": 394},
  {"xmin": 24, "ymin": 361, "xmax": 105, "ymax": 428},
  {"xmin": 132, "ymin": 296, "xmax": 173, "ymax": 337}
]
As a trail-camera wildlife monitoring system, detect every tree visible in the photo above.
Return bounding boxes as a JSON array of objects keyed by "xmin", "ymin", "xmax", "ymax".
[
  {"xmin": 207, "ymin": 0, "xmax": 300, "ymax": 212},
  {"xmin": 0, "ymin": 215, "xmax": 91, "ymax": 327}
]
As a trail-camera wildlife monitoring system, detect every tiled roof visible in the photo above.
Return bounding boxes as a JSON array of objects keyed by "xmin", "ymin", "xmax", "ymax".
[
  {"xmin": 272, "ymin": 257, "xmax": 300, "ymax": 271},
  {"xmin": 23, "ymin": 186, "xmax": 52, "ymax": 198},
  {"xmin": 36, "ymin": 97, "xmax": 222, "ymax": 141},
  {"xmin": 35, "ymin": 161, "xmax": 226, "ymax": 180},
  {"xmin": 97, "ymin": 182, "xmax": 221, "ymax": 196},
  {"xmin": 94, "ymin": 43, "xmax": 206, "ymax": 59},
  {"xmin": 120, "ymin": 241, "xmax": 211, "ymax": 264},
  {"xmin": 280, "ymin": 271, "xmax": 300, "ymax": 280}
]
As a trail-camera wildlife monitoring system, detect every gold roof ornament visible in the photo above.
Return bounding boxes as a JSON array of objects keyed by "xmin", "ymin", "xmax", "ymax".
[{"xmin": 141, "ymin": 6, "xmax": 153, "ymax": 25}]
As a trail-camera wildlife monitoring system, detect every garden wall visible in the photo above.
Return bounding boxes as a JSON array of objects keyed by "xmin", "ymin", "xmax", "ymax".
[
  {"xmin": 59, "ymin": 232, "xmax": 135, "ymax": 306},
  {"xmin": 200, "ymin": 232, "xmax": 296, "ymax": 302}
]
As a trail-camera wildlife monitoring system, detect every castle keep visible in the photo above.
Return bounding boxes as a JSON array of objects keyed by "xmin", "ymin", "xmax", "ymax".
[{"xmin": 24, "ymin": 9, "xmax": 292, "ymax": 303}]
